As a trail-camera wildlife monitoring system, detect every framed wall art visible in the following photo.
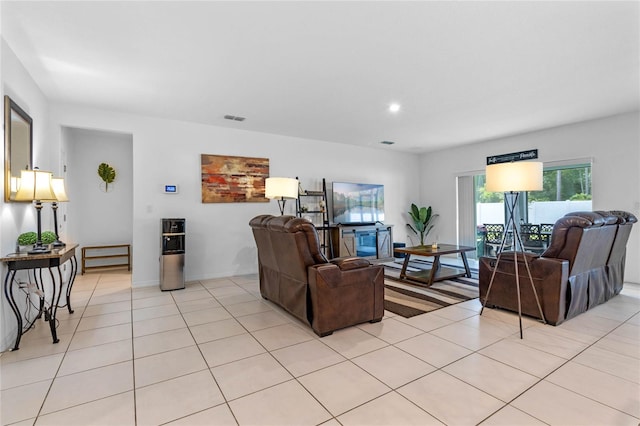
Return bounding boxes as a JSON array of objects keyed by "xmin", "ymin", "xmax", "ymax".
[{"xmin": 201, "ymin": 154, "xmax": 269, "ymax": 203}]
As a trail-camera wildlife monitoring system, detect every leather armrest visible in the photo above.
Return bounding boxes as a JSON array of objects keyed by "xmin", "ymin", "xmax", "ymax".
[
  {"xmin": 493, "ymin": 251, "xmax": 540, "ymax": 263},
  {"xmin": 330, "ymin": 257, "xmax": 371, "ymax": 271},
  {"xmin": 308, "ymin": 263, "xmax": 385, "ymax": 336},
  {"xmin": 479, "ymin": 255, "xmax": 569, "ymax": 324}
]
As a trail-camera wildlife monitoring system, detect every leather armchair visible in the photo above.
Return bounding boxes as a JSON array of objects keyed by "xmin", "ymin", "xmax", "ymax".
[{"xmin": 249, "ymin": 215, "xmax": 384, "ymax": 336}]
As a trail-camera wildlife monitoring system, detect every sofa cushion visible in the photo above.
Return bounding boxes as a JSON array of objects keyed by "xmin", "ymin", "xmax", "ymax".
[{"xmin": 330, "ymin": 257, "xmax": 371, "ymax": 271}]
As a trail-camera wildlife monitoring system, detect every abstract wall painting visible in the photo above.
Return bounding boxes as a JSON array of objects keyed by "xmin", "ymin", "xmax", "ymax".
[{"xmin": 201, "ymin": 154, "xmax": 269, "ymax": 203}]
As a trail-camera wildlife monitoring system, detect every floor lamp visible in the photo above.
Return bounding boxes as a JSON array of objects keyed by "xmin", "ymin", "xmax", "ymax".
[
  {"xmin": 480, "ymin": 161, "xmax": 547, "ymax": 338},
  {"xmin": 14, "ymin": 169, "xmax": 57, "ymax": 254},
  {"xmin": 265, "ymin": 177, "xmax": 299, "ymax": 215}
]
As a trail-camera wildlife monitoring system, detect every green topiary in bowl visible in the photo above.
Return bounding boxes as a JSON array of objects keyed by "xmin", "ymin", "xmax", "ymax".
[
  {"xmin": 41, "ymin": 231, "xmax": 57, "ymax": 245},
  {"xmin": 17, "ymin": 232, "xmax": 37, "ymax": 245},
  {"xmin": 17, "ymin": 231, "xmax": 57, "ymax": 246}
]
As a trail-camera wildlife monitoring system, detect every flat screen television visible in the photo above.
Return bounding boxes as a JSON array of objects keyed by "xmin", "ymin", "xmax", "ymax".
[{"xmin": 332, "ymin": 182, "xmax": 384, "ymax": 225}]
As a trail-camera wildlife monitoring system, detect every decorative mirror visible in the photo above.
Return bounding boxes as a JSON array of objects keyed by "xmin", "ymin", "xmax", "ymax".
[{"xmin": 4, "ymin": 95, "xmax": 33, "ymax": 202}]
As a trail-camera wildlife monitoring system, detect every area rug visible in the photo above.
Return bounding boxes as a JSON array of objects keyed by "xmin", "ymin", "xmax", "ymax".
[{"xmin": 382, "ymin": 260, "xmax": 479, "ymax": 318}]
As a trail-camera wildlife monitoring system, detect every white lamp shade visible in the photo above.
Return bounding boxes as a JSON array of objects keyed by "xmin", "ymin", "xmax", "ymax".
[
  {"xmin": 14, "ymin": 169, "xmax": 56, "ymax": 201},
  {"xmin": 265, "ymin": 177, "xmax": 299, "ymax": 200},
  {"xmin": 50, "ymin": 178, "xmax": 69, "ymax": 202},
  {"xmin": 486, "ymin": 161, "xmax": 543, "ymax": 192}
]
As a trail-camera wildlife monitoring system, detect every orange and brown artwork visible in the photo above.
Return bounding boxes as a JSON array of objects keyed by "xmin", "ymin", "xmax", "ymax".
[{"xmin": 201, "ymin": 154, "xmax": 269, "ymax": 203}]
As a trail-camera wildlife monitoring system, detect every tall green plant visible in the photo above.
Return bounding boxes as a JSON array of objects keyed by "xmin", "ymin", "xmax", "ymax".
[
  {"xmin": 407, "ymin": 203, "xmax": 438, "ymax": 246},
  {"xmin": 97, "ymin": 163, "xmax": 116, "ymax": 191}
]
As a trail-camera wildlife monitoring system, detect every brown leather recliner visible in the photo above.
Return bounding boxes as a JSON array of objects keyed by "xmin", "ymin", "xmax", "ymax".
[
  {"xmin": 479, "ymin": 210, "xmax": 636, "ymax": 325},
  {"xmin": 249, "ymin": 215, "xmax": 384, "ymax": 336}
]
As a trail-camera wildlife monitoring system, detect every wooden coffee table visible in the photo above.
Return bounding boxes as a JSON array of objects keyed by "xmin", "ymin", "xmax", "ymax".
[{"xmin": 393, "ymin": 244, "xmax": 476, "ymax": 287}]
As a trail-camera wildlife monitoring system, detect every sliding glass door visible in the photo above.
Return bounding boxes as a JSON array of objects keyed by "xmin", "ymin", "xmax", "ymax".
[{"xmin": 462, "ymin": 162, "xmax": 592, "ymax": 258}]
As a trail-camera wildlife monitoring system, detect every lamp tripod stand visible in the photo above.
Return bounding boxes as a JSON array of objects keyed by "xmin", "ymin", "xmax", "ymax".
[
  {"xmin": 480, "ymin": 191, "xmax": 546, "ymax": 338},
  {"xmin": 276, "ymin": 197, "xmax": 288, "ymax": 215}
]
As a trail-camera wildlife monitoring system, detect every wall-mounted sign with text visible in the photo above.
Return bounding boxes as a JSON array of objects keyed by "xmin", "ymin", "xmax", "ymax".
[{"xmin": 486, "ymin": 149, "xmax": 538, "ymax": 165}]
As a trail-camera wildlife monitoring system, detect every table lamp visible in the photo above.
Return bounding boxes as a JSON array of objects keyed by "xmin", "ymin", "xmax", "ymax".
[
  {"xmin": 14, "ymin": 168, "xmax": 56, "ymax": 254},
  {"xmin": 480, "ymin": 161, "xmax": 547, "ymax": 338},
  {"xmin": 265, "ymin": 177, "xmax": 299, "ymax": 215}
]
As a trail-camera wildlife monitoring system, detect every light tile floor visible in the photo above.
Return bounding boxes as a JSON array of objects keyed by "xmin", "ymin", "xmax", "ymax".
[{"xmin": 1, "ymin": 271, "xmax": 639, "ymax": 425}]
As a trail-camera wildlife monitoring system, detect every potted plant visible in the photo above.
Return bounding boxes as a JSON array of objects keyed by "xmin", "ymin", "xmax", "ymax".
[
  {"xmin": 407, "ymin": 203, "xmax": 438, "ymax": 246},
  {"xmin": 98, "ymin": 162, "xmax": 116, "ymax": 192},
  {"xmin": 17, "ymin": 231, "xmax": 57, "ymax": 251}
]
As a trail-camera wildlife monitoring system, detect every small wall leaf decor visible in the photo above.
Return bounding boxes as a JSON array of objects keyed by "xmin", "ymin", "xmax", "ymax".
[{"xmin": 97, "ymin": 162, "xmax": 116, "ymax": 192}]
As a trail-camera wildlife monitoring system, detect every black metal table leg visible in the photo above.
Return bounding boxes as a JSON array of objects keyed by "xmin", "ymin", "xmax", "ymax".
[
  {"xmin": 65, "ymin": 255, "xmax": 78, "ymax": 313},
  {"xmin": 4, "ymin": 271, "xmax": 23, "ymax": 351},
  {"xmin": 47, "ymin": 267, "xmax": 60, "ymax": 344},
  {"xmin": 35, "ymin": 268, "xmax": 45, "ymax": 320}
]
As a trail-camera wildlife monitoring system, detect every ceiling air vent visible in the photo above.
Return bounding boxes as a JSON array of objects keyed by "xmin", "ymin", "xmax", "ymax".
[
  {"xmin": 380, "ymin": 140, "xmax": 395, "ymax": 145},
  {"xmin": 224, "ymin": 115, "xmax": 246, "ymax": 122}
]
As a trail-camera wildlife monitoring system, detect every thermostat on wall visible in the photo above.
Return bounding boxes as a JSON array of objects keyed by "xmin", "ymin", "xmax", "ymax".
[{"xmin": 164, "ymin": 185, "xmax": 178, "ymax": 194}]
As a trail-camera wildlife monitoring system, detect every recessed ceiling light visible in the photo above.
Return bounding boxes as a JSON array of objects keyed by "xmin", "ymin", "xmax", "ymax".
[{"xmin": 389, "ymin": 103, "xmax": 401, "ymax": 113}]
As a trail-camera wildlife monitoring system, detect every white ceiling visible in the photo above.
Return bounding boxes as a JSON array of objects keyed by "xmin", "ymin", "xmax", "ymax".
[{"xmin": 2, "ymin": 1, "xmax": 638, "ymax": 153}]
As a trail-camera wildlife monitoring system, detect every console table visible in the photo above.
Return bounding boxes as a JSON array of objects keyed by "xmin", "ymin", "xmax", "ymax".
[{"xmin": 1, "ymin": 243, "xmax": 78, "ymax": 351}]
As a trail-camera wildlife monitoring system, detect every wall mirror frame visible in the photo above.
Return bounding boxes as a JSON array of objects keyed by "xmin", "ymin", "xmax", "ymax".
[{"xmin": 4, "ymin": 95, "xmax": 33, "ymax": 202}]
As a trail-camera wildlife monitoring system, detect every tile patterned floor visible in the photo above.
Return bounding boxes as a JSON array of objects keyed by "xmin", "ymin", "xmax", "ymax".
[{"xmin": 1, "ymin": 271, "xmax": 639, "ymax": 425}]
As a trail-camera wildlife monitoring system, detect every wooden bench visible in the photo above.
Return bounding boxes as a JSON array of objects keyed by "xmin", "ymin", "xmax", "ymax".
[{"xmin": 81, "ymin": 244, "xmax": 131, "ymax": 274}]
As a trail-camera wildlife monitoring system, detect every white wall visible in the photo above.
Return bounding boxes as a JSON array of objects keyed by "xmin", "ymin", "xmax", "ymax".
[
  {"xmin": 1, "ymin": 41, "xmax": 58, "ymax": 249},
  {"xmin": 477, "ymin": 200, "xmax": 593, "ymax": 226},
  {"xmin": 1, "ymin": 40, "xmax": 62, "ymax": 351},
  {"xmin": 527, "ymin": 200, "xmax": 593, "ymax": 224},
  {"xmin": 51, "ymin": 103, "xmax": 421, "ymax": 287},
  {"xmin": 420, "ymin": 112, "xmax": 640, "ymax": 283},
  {"xmin": 65, "ymin": 128, "xmax": 133, "ymax": 248}
]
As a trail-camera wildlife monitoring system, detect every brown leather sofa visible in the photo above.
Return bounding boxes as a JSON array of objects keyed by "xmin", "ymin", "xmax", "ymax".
[
  {"xmin": 249, "ymin": 215, "xmax": 384, "ymax": 336},
  {"xmin": 479, "ymin": 210, "xmax": 636, "ymax": 325}
]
